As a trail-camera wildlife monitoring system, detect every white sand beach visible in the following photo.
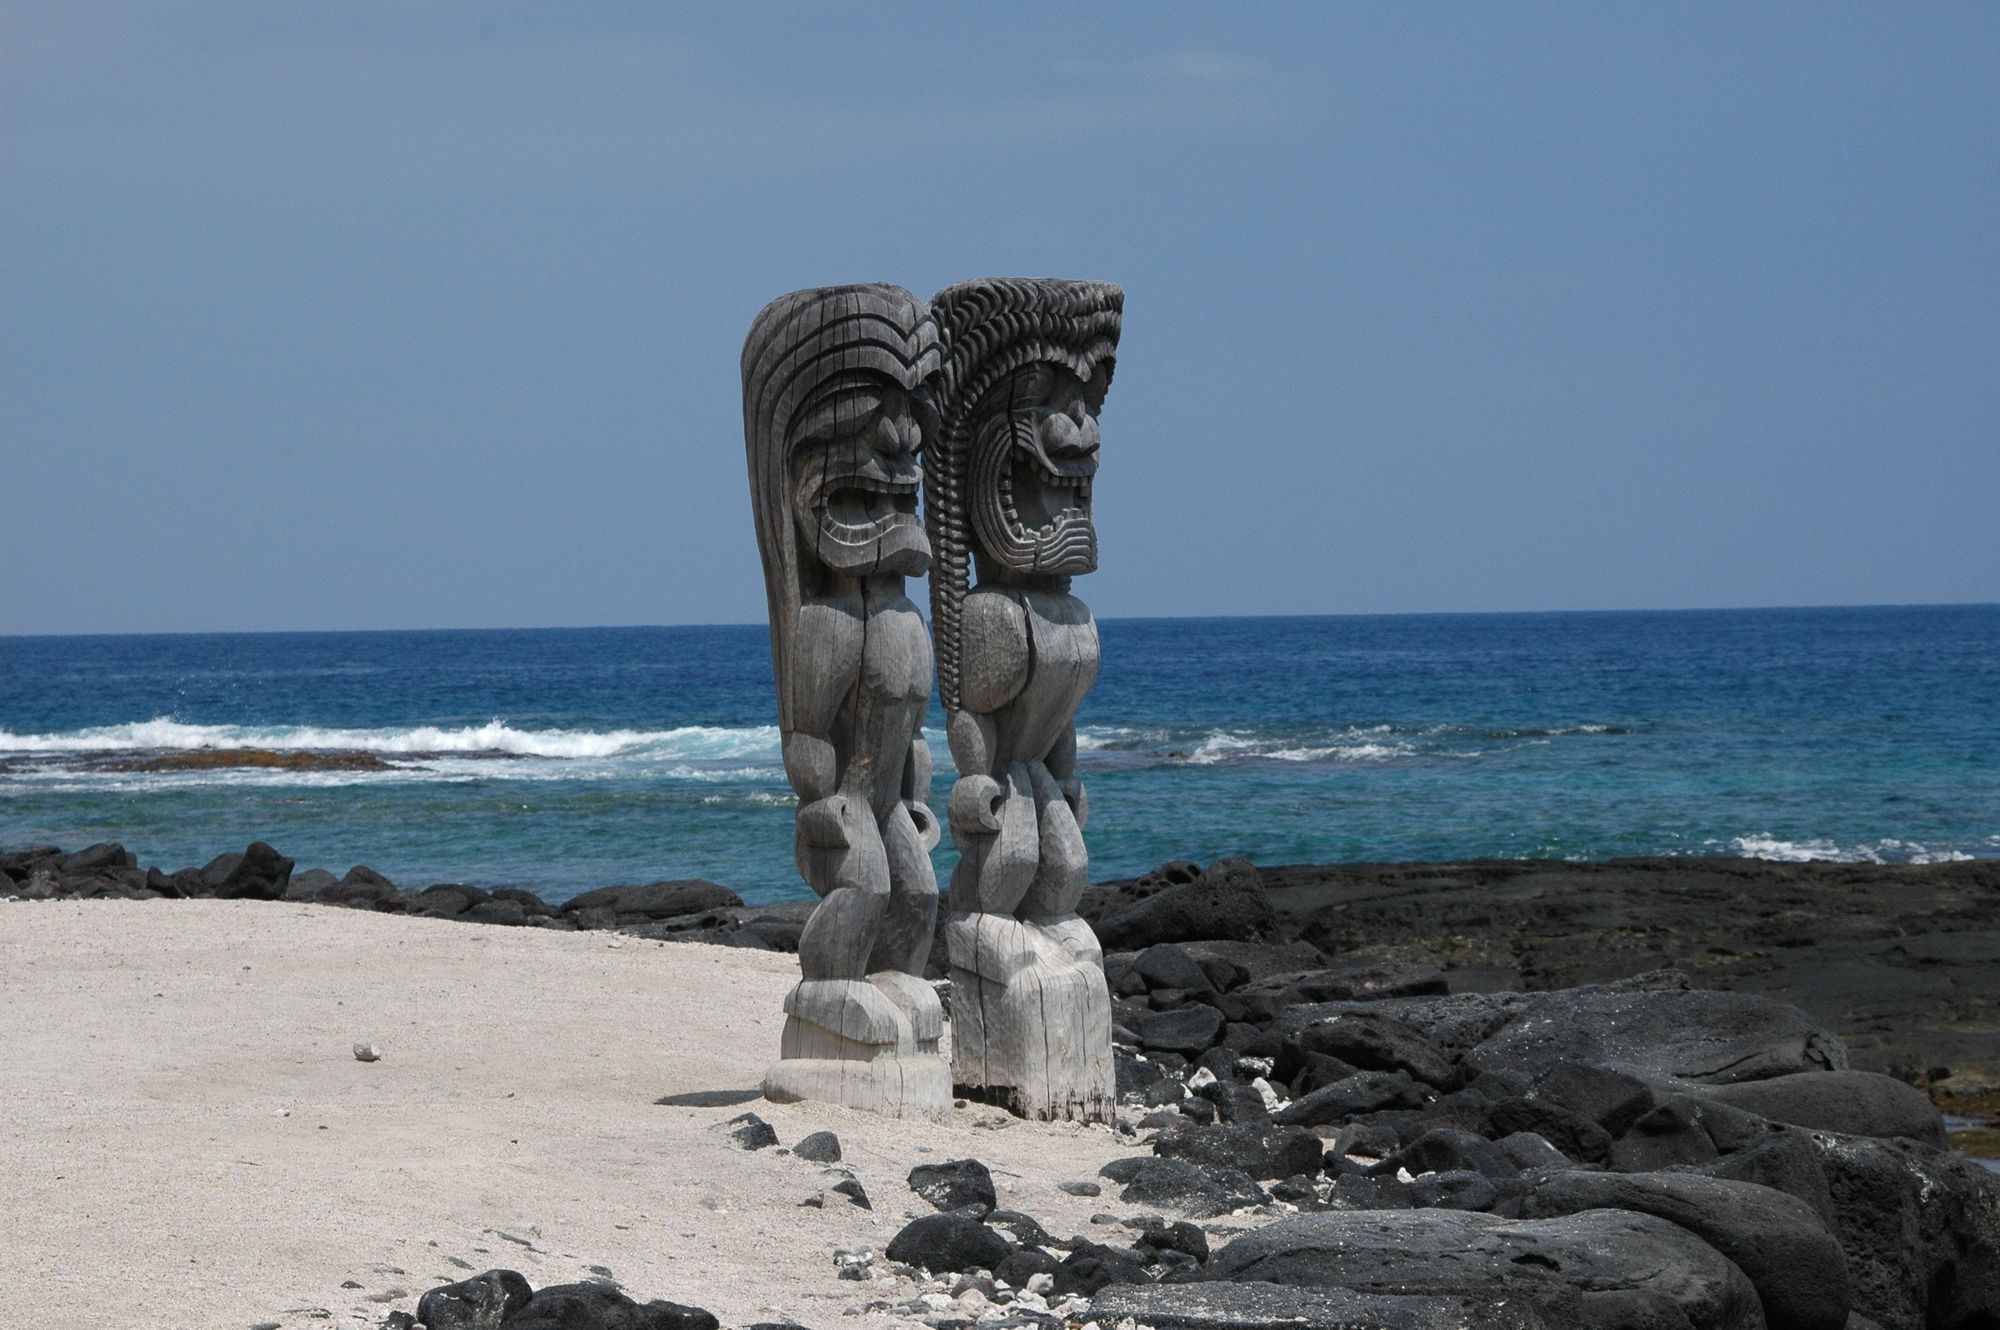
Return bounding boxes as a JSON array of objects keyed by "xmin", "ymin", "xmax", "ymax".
[{"xmin": 0, "ymin": 901, "xmax": 1142, "ymax": 1330}]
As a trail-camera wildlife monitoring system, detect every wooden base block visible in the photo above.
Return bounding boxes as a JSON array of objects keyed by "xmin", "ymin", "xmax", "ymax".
[
  {"xmin": 761, "ymin": 1048, "xmax": 952, "ymax": 1120},
  {"xmin": 946, "ymin": 912, "xmax": 1114, "ymax": 1124},
  {"xmin": 762, "ymin": 972, "xmax": 951, "ymax": 1120}
]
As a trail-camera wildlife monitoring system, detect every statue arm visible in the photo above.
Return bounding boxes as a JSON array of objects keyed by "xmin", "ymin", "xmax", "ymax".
[
  {"xmin": 1049, "ymin": 723, "xmax": 1088, "ymax": 830},
  {"xmin": 947, "ymin": 710, "xmax": 1003, "ymax": 835},
  {"xmin": 947, "ymin": 592, "xmax": 1030, "ymax": 837},
  {"xmin": 784, "ymin": 594, "xmax": 864, "ymax": 848},
  {"xmin": 901, "ymin": 734, "xmax": 941, "ymax": 851}
]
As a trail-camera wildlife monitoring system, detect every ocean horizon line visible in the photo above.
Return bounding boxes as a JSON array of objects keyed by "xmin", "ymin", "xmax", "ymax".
[{"xmin": 3, "ymin": 598, "xmax": 1995, "ymax": 642}]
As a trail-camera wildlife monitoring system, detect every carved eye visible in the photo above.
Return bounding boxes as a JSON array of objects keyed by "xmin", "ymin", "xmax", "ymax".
[{"xmin": 1011, "ymin": 364, "xmax": 1056, "ymax": 404}]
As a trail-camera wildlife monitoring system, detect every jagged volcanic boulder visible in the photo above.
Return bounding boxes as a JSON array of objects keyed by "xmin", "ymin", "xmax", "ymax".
[
  {"xmin": 907, "ymin": 1158, "xmax": 996, "ymax": 1212},
  {"xmin": 1095, "ymin": 859, "xmax": 1278, "ymax": 950},
  {"xmin": 559, "ymin": 880, "xmax": 742, "ymax": 921},
  {"xmin": 1195, "ymin": 1207, "xmax": 1765, "ymax": 1328},
  {"xmin": 1094, "ymin": 1281, "xmax": 1584, "ymax": 1329},
  {"xmin": 1808, "ymin": 1130, "xmax": 2000, "ymax": 1328},
  {"xmin": 1154, "ymin": 1121, "xmax": 1325, "ymax": 1181},
  {"xmin": 1692, "ymin": 1070, "xmax": 1946, "ymax": 1147},
  {"xmin": 1521, "ymin": 1169, "xmax": 1849, "ymax": 1329},
  {"xmin": 884, "ymin": 1212, "xmax": 1013, "ymax": 1274}
]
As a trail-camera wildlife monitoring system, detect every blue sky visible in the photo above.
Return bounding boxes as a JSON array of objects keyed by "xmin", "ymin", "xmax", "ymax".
[{"xmin": 3, "ymin": 3, "xmax": 1995, "ymax": 633}]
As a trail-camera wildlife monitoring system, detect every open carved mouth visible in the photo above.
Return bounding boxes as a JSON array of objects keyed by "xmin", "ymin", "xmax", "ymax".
[
  {"xmin": 1000, "ymin": 454, "xmax": 1093, "ymax": 540},
  {"xmin": 818, "ymin": 473, "xmax": 920, "ymax": 540},
  {"xmin": 799, "ymin": 458, "xmax": 930, "ymax": 575}
]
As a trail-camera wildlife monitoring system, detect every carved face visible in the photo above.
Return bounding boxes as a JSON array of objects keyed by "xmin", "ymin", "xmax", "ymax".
[
  {"xmin": 789, "ymin": 374, "xmax": 932, "ymax": 577},
  {"xmin": 969, "ymin": 363, "xmax": 1101, "ymax": 576}
]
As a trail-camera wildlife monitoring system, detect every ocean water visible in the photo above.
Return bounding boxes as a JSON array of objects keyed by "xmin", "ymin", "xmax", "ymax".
[{"xmin": 1, "ymin": 605, "xmax": 1995, "ymax": 906}]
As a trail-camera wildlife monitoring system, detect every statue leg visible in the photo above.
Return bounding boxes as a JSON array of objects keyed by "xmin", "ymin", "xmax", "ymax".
[
  {"xmin": 869, "ymin": 801, "xmax": 939, "ymax": 977},
  {"xmin": 784, "ymin": 810, "xmax": 903, "ymax": 1049},
  {"xmin": 946, "ymin": 761, "xmax": 1111, "ymax": 1122},
  {"xmin": 947, "ymin": 763, "xmax": 1038, "ymax": 917},
  {"xmin": 1020, "ymin": 762, "xmax": 1102, "ymax": 968},
  {"xmin": 866, "ymin": 802, "xmax": 944, "ymax": 1046}
]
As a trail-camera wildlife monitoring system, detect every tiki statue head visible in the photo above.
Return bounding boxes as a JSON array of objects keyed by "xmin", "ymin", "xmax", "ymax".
[
  {"xmin": 928, "ymin": 280, "xmax": 1121, "ymax": 582},
  {"xmin": 925, "ymin": 279, "xmax": 1122, "ymax": 707},
  {"xmin": 743, "ymin": 284, "xmax": 937, "ymax": 723}
]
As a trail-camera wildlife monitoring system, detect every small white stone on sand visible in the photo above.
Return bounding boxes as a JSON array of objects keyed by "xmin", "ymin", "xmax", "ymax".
[{"xmin": 352, "ymin": 1042, "xmax": 380, "ymax": 1062}]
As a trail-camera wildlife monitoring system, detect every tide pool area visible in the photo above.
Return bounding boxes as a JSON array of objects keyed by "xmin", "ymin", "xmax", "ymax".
[{"xmin": 2, "ymin": 604, "xmax": 1995, "ymax": 904}]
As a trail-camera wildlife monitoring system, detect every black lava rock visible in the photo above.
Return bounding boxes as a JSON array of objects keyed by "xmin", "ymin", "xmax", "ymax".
[
  {"xmin": 1522, "ymin": 1168, "xmax": 1850, "ymax": 1330},
  {"xmin": 1155, "ymin": 1121, "xmax": 1323, "ymax": 1181},
  {"xmin": 1376, "ymin": 1127, "xmax": 1517, "ymax": 1182},
  {"xmin": 560, "ymin": 880, "xmax": 743, "ymax": 920},
  {"xmin": 415, "ymin": 1269, "xmax": 533, "ymax": 1330},
  {"xmin": 1101, "ymin": 1156, "xmax": 1266, "ymax": 1217},
  {"xmin": 1135, "ymin": 944, "xmax": 1215, "ymax": 993},
  {"xmin": 1095, "ymin": 859, "xmax": 1278, "ymax": 951},
  {"xmin": 1408, "ymin": 1169, "xmax": 1499, "ymax": 1213},
  {"xmin": 792, "ymin": 1130, "xmax": 841, "ymax": 1163},
  {"xmin": 1053, "ymin": 1240, "xmax": 1152, "ymax": 1295},
  {"xmin": 507, "ymin": 1282, "xmax": 719, "ymax": 1330},
  {"xmin": 1275, "ymin": 1070, "xmax": 1425, "ymax": 1127},
  {"xmin": 1195, "ymin": 1208, "xmax": 1761, "ymax": 1326},
  {"xmin": 1138, "ymin": 1005, "xmax": 1225, "ymax": 1056},
  {"xmin": 1136, "ymin": 1219, "xmax": 1210, "ymax": 1264},
  {"xmin": 211, "ymin": 841, "xmax": 294, "ymax": 900},
  {"xmin": 1608, "ymin": 1096, "xmax": 1718, "ymax": 1172},
  {"xmin": 1486, "ymin": 1097, "xmax": 1613, "ymax": 1163},
  {"xmin": 907, "ymin": 1158, "xmax": 997, "ymax": 1212},
  {"xmin": 1287, "ymin": 1010, "xmax": 1457, "ymax": 1090},
  {"xmin": 725, "ymin": 1112, "xmax": 778, "ymax": 1151},
  {"xmin": 884, "ymin": 1212, "xmax": 1013, "ymax": 1274},
  {"xmin": 1529, "ymin": 1061, "xmax": 1654, "ymax": 1137},
  {"xmin": 1696, "ymin": 1070, "xmax": 1946, "ymax": 1147}
]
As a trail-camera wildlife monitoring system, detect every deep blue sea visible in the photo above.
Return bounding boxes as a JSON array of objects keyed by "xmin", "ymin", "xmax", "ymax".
[{"xmin": 2, "ymin": 606, "xmax": 1995, "ymax": 906}]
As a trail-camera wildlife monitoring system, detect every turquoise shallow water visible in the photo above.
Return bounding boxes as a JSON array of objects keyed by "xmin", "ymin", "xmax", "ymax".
[{"xmin": 1, "ymin": 605, "xmax": 1994, "ymax": 905}]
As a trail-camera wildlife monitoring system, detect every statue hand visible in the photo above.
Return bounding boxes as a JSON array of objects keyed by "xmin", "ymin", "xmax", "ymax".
[
  {"xmin": 949, "ymin": 774, "xmax": 1006, "ymax": 836},
  {"xmin": 906, "ymin": 799, "xmax": 942, "ymax": 852},
  {"xmin": 1062, "ymin": 776, "xmax": 1089, "ymax": 831},
  {"xmin": 796, "ymin": 793, "xmax": 867, "ymax": 849}
]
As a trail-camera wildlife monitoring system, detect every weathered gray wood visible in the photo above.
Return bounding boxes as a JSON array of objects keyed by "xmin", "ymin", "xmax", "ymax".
[
  {"xmin": 924, "ymin": 278, "xmax": 1123, "ymax": 1122},
  {"xmin": 743, "ymin": 285, "xmax": 949, "ymax": 1120}
]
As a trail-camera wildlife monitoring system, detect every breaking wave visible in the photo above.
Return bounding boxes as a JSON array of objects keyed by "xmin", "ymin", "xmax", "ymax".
[
  {"xmin": 1073, "ymin": 720, "xmax": 1626, "ymax": 767},
  {"xmin": 0, "ymin": 717, "xmax": 780, "ymax": 762},
  {"xmin": 1724, "ymin": 835, "xmax": 1977, "ymax": 865}
]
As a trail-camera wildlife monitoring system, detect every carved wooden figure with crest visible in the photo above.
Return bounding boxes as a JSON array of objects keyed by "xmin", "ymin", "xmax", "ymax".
[
  {"xmin": 925, "ymin": 277, "xmax": 1122, "ymax": 1122},
  {"xmin": 742, "ymin": 284, "xmax": 950, "ymax": 1119}
]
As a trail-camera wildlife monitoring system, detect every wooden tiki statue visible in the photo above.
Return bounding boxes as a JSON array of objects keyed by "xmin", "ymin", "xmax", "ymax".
[
  {"xmin": 925, "ymin": 277, "xmax": 1123, "ymax": 1122},
  {"xmin": 742, "ymin": 285, "xmax": 951, "ymax": 1119}
]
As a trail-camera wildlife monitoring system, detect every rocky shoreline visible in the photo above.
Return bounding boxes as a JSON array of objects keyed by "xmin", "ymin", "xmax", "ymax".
[{"xmin": 8, "ymin": 842, "xmax": 2000, "ymax": 1328}]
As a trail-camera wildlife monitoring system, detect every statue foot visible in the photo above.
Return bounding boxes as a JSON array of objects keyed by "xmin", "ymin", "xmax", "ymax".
[
  {"xmin": 765, "ymin": 977, "xmax": 951, "ymax": 1120},
  {"xmin": 782, "ymin": 978, "xmax": 904, "ymax": 1048},
  {"xmin": 942, "ymin": 910, "xmax": 1068, "ymax": 983},
  {"xmin": 869, "ymin": 970, "xmax": 943, "ymax": 1046},
  {"xmin": 943, "ymin": 910, "xmax": 1113, "ymax": 1124},
  {"xmin": 1026, "ymin": 913, "xmax": 1104, "ymax": 969},
  {"xmin": 762, "ymin": 1048, "xmax": 951, "ymax": 1120}
]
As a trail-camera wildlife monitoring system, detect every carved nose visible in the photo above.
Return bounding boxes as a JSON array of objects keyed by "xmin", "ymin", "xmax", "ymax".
[
  {"xmin": 1042, "ymin": 408, "xmax": 1099, "ymax": 458},
  {"xmin": 874, "ymin": 414, "xmax": 921, "ymax": 457}
]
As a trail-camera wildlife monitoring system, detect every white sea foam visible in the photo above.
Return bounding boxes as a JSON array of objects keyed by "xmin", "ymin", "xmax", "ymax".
[
  {"xmin": 0, "ymin": 716, "xmax": 780, "ymax": 762},
  {"xmin": 1726, "ymin": 834, "xmax": 1976, "ymax": 865},
  {"xmin": 1074, "ymin": 725, "xmax": 1172, "ymax": 751},
  {"xmin": 1181, "ymin": 729, "xmax": 1416, "ymax": 765}
]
